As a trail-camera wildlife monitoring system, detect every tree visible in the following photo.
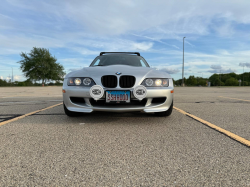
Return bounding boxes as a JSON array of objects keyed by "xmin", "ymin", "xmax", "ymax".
[
  {"xmin": 173, "ymin": 79, "xmax": 182, "ymax": 86},
  {"xmin": 209, "ymin": 74, "xmax": 219, "ymax": 86},
  {"xmin": 225, "ymin": 77, "xmax": 238, "ymax": 86},
  {"xmin": 221, "ymin": 74, "xmax": 230, "ymax": 83},
  {"xmin": 197, "ymin": 79, "xmax": 207, "ymax": 86},
  {"xmin": 18, "ymin": 47, "xmax": 65, "ymax": 84},
  {"xmin": 228, "ymin": 72, "xmax": 238, "ymax": 79},
  {"xmin": 0, "ymin": 79, "xmax": 8, "ymax": 86},
  {"xmin": 243, "ymin": 81, "xmax": 248, "ymax": 86},
  {"xmin": 186, "ymin": 76, "xmax": 197, "ymax": 86}
]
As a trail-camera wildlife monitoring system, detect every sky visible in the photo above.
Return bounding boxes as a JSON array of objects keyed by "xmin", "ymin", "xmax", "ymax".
[{"xmin": 1, "ymin": 0, "xmax": 250, "ymax": 81}]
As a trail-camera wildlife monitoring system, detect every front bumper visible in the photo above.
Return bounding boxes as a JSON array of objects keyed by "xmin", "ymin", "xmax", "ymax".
[{"xmin": 63, "ymin": 83, "xmax": 174, "ymax": 113}]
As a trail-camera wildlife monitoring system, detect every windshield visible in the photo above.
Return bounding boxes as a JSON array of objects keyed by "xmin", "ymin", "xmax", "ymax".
[{"xmin": 90, "ymin": 55, "xmax": 150, "ymax": 67}]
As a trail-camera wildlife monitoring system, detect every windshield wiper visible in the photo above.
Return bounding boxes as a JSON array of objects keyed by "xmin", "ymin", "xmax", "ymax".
[{"xmin": 94, "ymin": 65, "xmax": 105, "ymax": 66}]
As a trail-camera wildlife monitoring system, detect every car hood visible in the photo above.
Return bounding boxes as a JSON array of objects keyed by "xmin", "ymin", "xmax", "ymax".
[{"xmin": 65, "ymin": 65, "xmax": 171, "ymax": 86}]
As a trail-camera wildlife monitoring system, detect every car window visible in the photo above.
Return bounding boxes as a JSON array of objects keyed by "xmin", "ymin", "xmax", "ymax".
[
  {"xmin": 140, "ymin": 59, "xmax": 147, "ymax": 67},
  {"xmin": 93, "ymin": 59, "xmax": 100, "ymax": 66},
  {"xmin": 90, "ymin": 55, "xmax": 149, "ymax": 67}
]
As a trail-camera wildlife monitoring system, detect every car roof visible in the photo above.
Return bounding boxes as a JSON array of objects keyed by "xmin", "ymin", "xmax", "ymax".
[{"xmin": 100, "ymin": 52, "xmax": 140, "ymax": 56}]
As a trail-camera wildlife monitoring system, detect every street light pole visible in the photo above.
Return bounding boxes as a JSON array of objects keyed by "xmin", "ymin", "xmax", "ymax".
[{"xmin": 182, "ymin": 37, "xmax": 186, "ymax": 87}]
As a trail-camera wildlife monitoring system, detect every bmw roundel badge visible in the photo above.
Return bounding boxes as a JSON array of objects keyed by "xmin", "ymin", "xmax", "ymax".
[{"xmin": 116, "ymin": 72, "xmax": 122, "ymax": 75}]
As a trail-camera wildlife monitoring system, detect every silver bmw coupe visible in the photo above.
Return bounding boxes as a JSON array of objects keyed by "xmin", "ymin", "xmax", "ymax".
[{"xmin": 62, "ymin": 52, "xmax": 174, "ymax": 117}]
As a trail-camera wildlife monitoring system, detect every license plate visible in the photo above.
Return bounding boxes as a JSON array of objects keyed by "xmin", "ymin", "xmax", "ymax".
[{"xmin": 106, "ymin": 91, "xmax": 130, "ymax": 103}]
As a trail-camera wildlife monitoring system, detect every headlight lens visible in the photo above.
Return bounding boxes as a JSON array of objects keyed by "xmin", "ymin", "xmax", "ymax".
[
  {"xmin": 69, "ymin": 78, "xmax": 74, "ymax": 85},
  {"xmin": 83, "ymin": 78, "xmax": 91, "ymax": 86},
  {"xmin": 74, "ymin": 78, "xmax": 81, "ymax": 85},
  {"xmin": 155, "ymin": 79, "xmax": 162, "ymax": 86},
  {"xmin": 162, "ymin": 79, "xmax": 168, "ymax": 86},
  {"xmin": 145, "ymin": 79, "xmax": 154, "ymax": 86},
  {"xmin": 142, "ymin": 78, "xmax": 169, "ymax": 87},
  {"xmin": 67, "ymin": 77, "xmax": 95, "ymax": 86}
]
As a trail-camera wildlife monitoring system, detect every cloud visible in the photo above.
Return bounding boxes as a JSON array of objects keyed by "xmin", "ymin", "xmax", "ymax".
[
  {"xmin": 210, "ymin": 65, "xmax": 222, "ymax": 69},
  {"xmin": 158, "ymin": 68, "xmax": 180, "ymax": 74},
  {"xmin": 61, "ymin": 0, "xmax": 250, "ymax": 36},
  {"xmin": 1, "ymin": 0, "xmax": 250, "ymax": 81},
  {"xmin": 3, "ymin": 0, "xmax": 250, "ymax": 38},
  {"xmin": 132, "ymin": 42, "xmax": 153, "ymax": 51},
  {"xmin": 208, "ymin": 68, "xmax": 236, "ymax": 73},
  {"xmin": 212, "ymin": 22, "xmax": 235, "ymax": 37},
  {"xmin": 172, "ymin": 45, "xmax": 180, "ymax": 49},
  {"xmin": 185, "ymin": 41, "xmax": 195, "ymax": 47},
  {"xmin": 0, "ymin": 75, "xmax": 24, "ymax": 81},
  {"xmin": 14, "ymin": 75, "xmax": 22, "ymax": 81},
  {"xmin": 131, "ymin": 34, "xmax": 179, "ymax": 49},
  {"xmin": 59, "ymin": 58, "xmax": 92, "ymax": 67},
  {"xmin": 239, "ymin": 62, "xmax": 250, "ymax": 68}
]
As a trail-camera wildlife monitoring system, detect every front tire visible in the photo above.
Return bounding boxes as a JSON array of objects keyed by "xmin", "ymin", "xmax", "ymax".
[
  {"xmin": 64, "ymin": 104, "xmax": 81, "ymax": 117},
  {"xmin": 155, "ymin": 101, "xmax": 173, "ymax": 117}
]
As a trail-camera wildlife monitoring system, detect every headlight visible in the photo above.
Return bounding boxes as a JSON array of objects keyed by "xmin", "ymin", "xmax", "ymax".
[
  {"xmin": 155, "ymin": 79, "xmax": 162, "ymax": 86},
  {"xmin": 67, "ymin": 77, "xmax": 95, "ymax": 86},
  {"xmin": 83, "ymin": 78, "xmax": 91, "ymax": 86},
  {"xmin": 141, "ymin": 78, "xmax": 169, "ymax": 87},
  {"xmin": 162, "ymin": 79, "xmax": 168, "ymax": 86},
  {"xmin": 145, "ymin": 79, "xmax": 154, "ymax": 86},
  {"xmin": 74, "ymin": 78, "xmax": 81, "ymax": 85},
  {"xmin": 69, "ymin": 78, "xmax": 74, "ymax": 85}
]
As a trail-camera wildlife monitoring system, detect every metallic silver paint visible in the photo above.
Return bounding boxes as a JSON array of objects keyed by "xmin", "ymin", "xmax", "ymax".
[{"xmin": 63, "ymin": 65, "xmax": 174, "ymax": 113}]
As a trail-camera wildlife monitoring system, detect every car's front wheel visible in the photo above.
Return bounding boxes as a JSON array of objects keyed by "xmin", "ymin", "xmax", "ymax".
[
  {"xmin": 155, "ymin": 101, "xmax": 173, "ymax": 117},
  {"xmin": 64, "ymin": 103, "xmax": 81, "ymax": 117}
]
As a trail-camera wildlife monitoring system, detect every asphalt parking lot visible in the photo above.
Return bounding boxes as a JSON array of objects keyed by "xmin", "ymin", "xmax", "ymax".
[{"xmin": 0, "ymin": 86, "xmax": 250, "ymax": 186}]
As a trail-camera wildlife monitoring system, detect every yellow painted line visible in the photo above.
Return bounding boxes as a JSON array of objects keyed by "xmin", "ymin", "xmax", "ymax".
[
  {"xmin": 173, "ymin": 106, "xmax": 250, "ymax": 147},
  {"xmin": 219, "ymin": 96, "xmax": 250, "ymax": 102},
  {"xmin": 0, "ymin": 102, "xmax": 63, "ymax": 126}
]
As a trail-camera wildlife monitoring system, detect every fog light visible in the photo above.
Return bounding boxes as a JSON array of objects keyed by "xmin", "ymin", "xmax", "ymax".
[
  {"xmin": 92, "ymin": 89, "xmax": 101, "ymax": 95},
  {"xmin": 133, "ymin": 85, "xmax": 147, "ymax": 100},
  {"xmin": 90, "ymin": 85, "xmax": 104, "ymax": 100},
  {"xmin": 136, "ymin": 89, "xmax": 145, "ymax": 95}
]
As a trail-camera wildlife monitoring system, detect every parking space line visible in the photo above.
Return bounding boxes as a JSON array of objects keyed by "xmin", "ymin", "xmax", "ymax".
[
  {"xmin": 0, "ymin": 102, "xmax": 63, "ymax": 127},
  {"xmin": 219, "ymin": 96, "xmax": 250, "ymax": 102},
  {"xmin": 173, "ymin": 106, "xmax": 250, "ymax": 147}
]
